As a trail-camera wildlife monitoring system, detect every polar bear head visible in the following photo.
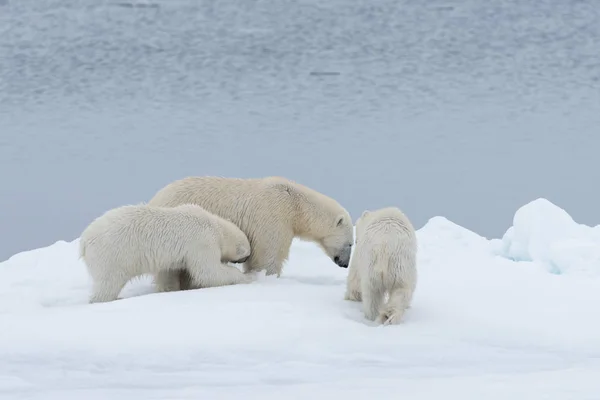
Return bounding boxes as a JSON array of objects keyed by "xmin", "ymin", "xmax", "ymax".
[
  {"xmin": 355, "ymin": 209, "xmax": 372, "ymax": 238},
  {"xmin": 318, "ymin": 211, "xmax": 354, "ymax": 268},
  {"xmin": 218, "ymin": 217, "xmax": 252, "ymax": 264},
  {"xmin": 271, "ymin": 178, "xmax": 355, "ymax": 269},
  {"xmin": 289, "ymin": 183, "xmax": 355, "ymax": 269}
]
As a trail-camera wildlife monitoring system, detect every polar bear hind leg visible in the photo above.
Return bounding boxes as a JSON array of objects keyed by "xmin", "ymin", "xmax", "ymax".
[
  {"xmin": 89, "ymin": 271, "xmax": 131, "ymax": 304},
  {"xmin": 154, "ymin": 270, "xmax": 182, "ymax": 292},
  {"xmin": 360, "ymin": 274, "xmax": 385, "ymax": 322},
  {"xmin": 377, "ymin": 285, "xmax": 412, "ymax": 325}
]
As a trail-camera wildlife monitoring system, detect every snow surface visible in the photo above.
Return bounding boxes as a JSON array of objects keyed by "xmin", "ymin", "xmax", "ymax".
[
  {"xmin": 492, "ymin": 198, "xmax": 600, "ymax": 276},
  {"xmin": 1, "ymin": 198, "xmax": 599, "ymax": 399}
]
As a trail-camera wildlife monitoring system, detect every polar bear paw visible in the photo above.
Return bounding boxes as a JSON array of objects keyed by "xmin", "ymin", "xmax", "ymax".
[
  {"xmin": 244, "ymin": 269, "xmax": 267, "ymax": 283},
  {"xmin": 377, "ymin": 309, "xmax": 406, "ymax": 325}
]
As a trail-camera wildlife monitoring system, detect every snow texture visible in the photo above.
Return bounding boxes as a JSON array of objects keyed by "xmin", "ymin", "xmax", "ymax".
[
  {"xmin": 0, "ymin": 199, "xmax": 599, "ymax": 399},
  {"xmin": 492, "ymin": 198, "xmax": 600, "ymax": 276}
]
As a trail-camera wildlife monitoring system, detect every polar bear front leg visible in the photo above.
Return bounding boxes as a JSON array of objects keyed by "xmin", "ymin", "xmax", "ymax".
[
  {"xmin": 154, "ymin": 270, "xmax": 181, "ymax": 292},
  {"xmin": 344, "ymin": 258, "xmax": 362, "ymax": 302},
  {"xmin": 243, "ymin": 255, "xmax": 281, "ymax": 277},
  {"xmin": 243, "ymin": 234, "xmax": 292, "ymax": 277},
  {"xmin": 188, "ymin": 257, "xmax": 255, "ymax": 289},
  {"xmin": 177, "ymin": 269, "xmax": 196, "ymax": 290}
]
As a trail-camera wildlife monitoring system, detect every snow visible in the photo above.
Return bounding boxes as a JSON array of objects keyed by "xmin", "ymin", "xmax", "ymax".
[
  {"xmin": 1, "ymin": 199, "xmax": 599, "ymax": 399},
  {"xmin": 492, "ymin": 198, "xmax": 600, "ymax": 276}
]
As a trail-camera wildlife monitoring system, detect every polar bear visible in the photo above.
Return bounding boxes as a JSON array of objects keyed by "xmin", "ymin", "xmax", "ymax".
[
  {"xmin": 79, "ymin": 203, "xmax": 254, "ymax": 303},
  {"xmin": 148, "ymin": 176, "xmax": 354, "ymax": 290},
  {"xmin": 344, "ymin": 207, "xmax": 417, "ymax": 325}
]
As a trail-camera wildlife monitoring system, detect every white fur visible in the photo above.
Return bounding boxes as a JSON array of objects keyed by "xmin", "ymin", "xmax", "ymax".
[
  {"xmin": 79, "ymin": 203, "xmax": 253, "ymax": 303},
  {"xmin": 148, "ymin": 176, "xmax": 354, "ymax": 288},
  {"xmin": 344, "ymin": 207, "xmax": 417, "ymax": 325}
]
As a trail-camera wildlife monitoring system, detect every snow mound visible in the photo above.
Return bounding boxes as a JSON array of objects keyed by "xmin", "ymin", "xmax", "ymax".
[
  {"xmin": 492, "ymin": 198, "xmax": 600, "ymax": 275},
  {"xmin": 0, "ymin": 199, "xmax": 599, "ymax": 398}
]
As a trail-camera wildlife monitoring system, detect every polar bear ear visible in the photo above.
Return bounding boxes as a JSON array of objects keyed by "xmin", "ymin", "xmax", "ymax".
[{"xmin": 361, "ymin": 210, "xmax": 370, "ymax": 219}]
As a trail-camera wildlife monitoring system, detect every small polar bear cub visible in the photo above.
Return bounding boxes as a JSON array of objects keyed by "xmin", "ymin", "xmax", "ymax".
[
  {"xmin": 344, "ymin": 207, "xmax": 417, "ymax": 325},
  {"xmin": 79, "ymin": 203, "xmax": 254, "ymax": 304}
]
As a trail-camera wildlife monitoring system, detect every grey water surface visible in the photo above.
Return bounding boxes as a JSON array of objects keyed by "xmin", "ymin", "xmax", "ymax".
[{"xmin": 1, "ymin": 0, "xmax": 599, "ymax": 260}]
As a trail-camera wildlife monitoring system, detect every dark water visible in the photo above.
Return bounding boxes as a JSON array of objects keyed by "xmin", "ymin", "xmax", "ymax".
[{"xmin": 1, "ymin": 0, "xmax": 600, "ymax": 260}]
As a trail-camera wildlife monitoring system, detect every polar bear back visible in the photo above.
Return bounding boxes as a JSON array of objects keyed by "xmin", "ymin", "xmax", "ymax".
[
  {"xmin": 150, "ymin": 176, "xmax": 289, "ymax": 237},
  {"xmin": 355, "ymin": 207, "xmax": 417, "ymax": 275},
  {"xmin": 357, "ymin": 207, "xmax": 416, "ymax": 241},
  {"xmin": 79, "ymin": 204, "xmax": 240, "ymax": 278},
  {"xmin": 149, "ymin": 176, "xmax": 353, "ymax": 250}
]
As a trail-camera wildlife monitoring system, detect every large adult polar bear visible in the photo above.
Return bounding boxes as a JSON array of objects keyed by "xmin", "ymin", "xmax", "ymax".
[
  {"xmin": 344, "ymin": 207, "xmax": 417, "ymax": 325},
  {"xmin": 148, "ymin": 176, "xmax": 354, "ymax": 290},
  {"xmin": 79, "ymin": 203, "xmax": 253, "ymax": 303}
]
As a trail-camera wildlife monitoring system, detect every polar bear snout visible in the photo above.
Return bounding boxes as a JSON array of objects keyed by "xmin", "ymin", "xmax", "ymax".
[
  {"xmin": 334, "ymin": 255, "xmax": 348, "ymax": 268},
  {"xmin": 232, "ymin": 243, "xmax": 251, "ymax": 263},
  {"xmin": 233, "ymin": 254, "xmax": 250, "ymax": 264},
  {"xmin": 333, "ymin": 246, "xmax": 351, "ymax": 268}
]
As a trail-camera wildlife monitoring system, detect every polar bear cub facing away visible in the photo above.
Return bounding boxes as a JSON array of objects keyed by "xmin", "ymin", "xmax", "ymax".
[
  {"xmin": 79, "ymin": 203, "xmax": 253, "ymax": 304},
  {"xmin": 344, "ymin": 207, "xmax": 417, "ymax": 325}
]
